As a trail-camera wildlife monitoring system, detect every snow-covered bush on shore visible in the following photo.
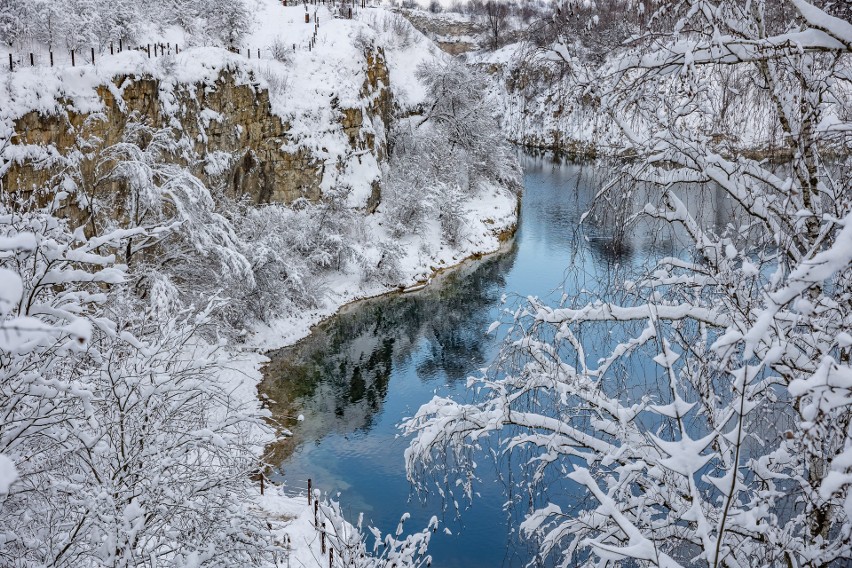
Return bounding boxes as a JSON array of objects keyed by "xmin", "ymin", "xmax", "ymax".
[
  {"xmin": 383, "ymin": 58, "xmax": 520, "ymax": 246},
  {"xmin": 415, "ymin": 59, "xmax": 519, "ymax": 195},
  {"xmin": 404, "ymin": 1, "xmax": 852, "ymax": 566},
  {"xmin": 316, "ymin": 497, "xmax": 438, "ymax": 568}
]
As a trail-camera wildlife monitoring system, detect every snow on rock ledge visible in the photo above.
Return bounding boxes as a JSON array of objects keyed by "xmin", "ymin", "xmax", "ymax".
[{"xmin": 0, "ymin": 6, "xmax": 394, "ymax": 212}]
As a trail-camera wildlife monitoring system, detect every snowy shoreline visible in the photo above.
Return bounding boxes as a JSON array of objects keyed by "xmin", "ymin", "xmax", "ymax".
[
  {"xmin": 240, "ymin": 197, "xmax": 519, "ymax": 567},
  {"xmin": 254, "ymin": 221, "xmax": 518, "ymax": 356}
]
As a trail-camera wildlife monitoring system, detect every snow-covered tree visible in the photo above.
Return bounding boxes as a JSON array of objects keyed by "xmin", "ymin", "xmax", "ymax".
[
  {"xmin": 403, "ymin": 1, "xmax": 852, "ymax": 566},
  {"xmin": 0, "ymin": 0, "xmax": 251, "ymax": 50},
  {"xmin": 0, "ymin": 0, "xmax": 31, "ymax": 46},
  {"xmin": 205, "ymin": 0, "xmax": 251, "ymax": 49},
  {"xmin": 0, "ymin": 197, "xmax": 278, "ymax": 566},
  {"xmin": 383, "ymin": 58, "xmax": 520, "ymax": 246},
  {"xmin": 416, "ymin": 59, "xmax": 519, "ymax": 195}
]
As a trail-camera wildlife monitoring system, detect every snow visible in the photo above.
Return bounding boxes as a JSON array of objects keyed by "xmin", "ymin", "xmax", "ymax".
[
  {"xmin": 791, "ymin": 0, "xmax": 852, "ymax": 47},
  {"xmin": 0, "ymin": 2, "xmax": 452, "ymax": 211},
  {"xmin": 0, "ymin": 267, "xmax": 23, "ymax": 316},
  {"xmin": 0, "ymin": 454, "xmax": 18, "ymax": 495}
]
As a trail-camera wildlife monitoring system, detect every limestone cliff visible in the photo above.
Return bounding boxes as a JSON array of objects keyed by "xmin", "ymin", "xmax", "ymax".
[{"xmin": 1, "ymin": 46, "xmax": 393, "ymax": 212}]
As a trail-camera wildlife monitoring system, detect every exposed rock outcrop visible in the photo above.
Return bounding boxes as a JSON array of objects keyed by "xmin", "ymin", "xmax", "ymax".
[{"xmin": 2, "ymin": 47, "xmax": 394, "ymax": 210}]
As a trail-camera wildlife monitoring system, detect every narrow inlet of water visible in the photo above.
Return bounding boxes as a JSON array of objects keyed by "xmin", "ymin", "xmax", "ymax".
[{"xmin": 261, "ymin": 151, "xmax": 730, "ymax": 567}]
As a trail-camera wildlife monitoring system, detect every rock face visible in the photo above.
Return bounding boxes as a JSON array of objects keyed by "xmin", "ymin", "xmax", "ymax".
[
  {"xmin": 398, "ymin": 10, "xmax": 482, "ymax": 55},
  {"xmin": 2, "ymin": 47, "xmax": 394, "ymax": 210}
]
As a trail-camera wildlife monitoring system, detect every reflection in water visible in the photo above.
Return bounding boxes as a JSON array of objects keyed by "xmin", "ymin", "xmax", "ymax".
[
  {"xmin": 259, "ymin": 151, "xmax": 733, "ymax": 568},
  {"xmin": 261, "ymin": 245, "xmax": 519, "ymax": 467}
]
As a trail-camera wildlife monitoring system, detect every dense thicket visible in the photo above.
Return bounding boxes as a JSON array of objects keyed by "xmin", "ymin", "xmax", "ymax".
[
  {"xmin": 384, "ymin": 58, "xmax": 520, "ymax": 244},
  {"xmin": 522, "ymin": 0, "xmax": 852, "ymax": 61},
  {"xmin": 0, "ymin": 5, "xmax": 521, "ymax": 563}
]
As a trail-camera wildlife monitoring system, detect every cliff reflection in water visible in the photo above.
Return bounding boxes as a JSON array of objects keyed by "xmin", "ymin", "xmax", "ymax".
[{"xmin": 261, "ymin": 243, "xmax": 518, "ymax": 469}]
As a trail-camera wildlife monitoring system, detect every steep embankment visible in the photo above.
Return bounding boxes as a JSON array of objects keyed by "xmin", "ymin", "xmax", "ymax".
[
  {"xmin": 1, "ymin": 19, "xmax": 391, "ymax": 213},
  {"xmin": 464, "ymin": 38, "xmax": 838, "ymax": 156},
  {"xmin": 0, "ymin": 4, "xmax": 517, "ymax": 262}
]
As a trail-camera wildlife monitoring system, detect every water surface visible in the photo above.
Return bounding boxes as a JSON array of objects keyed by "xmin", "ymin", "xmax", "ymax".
[{"xmin": 262, "ymin": 152, "xmax": 729, "ymax": 567}]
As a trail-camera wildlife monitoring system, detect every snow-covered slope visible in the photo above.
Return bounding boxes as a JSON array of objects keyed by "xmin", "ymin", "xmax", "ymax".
[{"xmin": 0, "ymin": 4, "xmax": 519, "ymax": 566}]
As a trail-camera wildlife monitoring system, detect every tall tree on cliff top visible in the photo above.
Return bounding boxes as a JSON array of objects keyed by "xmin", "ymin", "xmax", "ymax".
[{"xmin": 403, "ymin": 1, "xmax": 852, "ymax": 566}]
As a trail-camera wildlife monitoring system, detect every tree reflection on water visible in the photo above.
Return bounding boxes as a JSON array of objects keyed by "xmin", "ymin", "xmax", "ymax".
[{"xmin": 260, "ymin": 242, "xmax": 519, "ymax": 470}]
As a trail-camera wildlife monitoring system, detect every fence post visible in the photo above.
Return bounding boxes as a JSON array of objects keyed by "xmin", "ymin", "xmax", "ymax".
[
  {"xmin": 257, "ymin": 48, "xmax": 260, "ymax": 58},
  {"xmin": 329, "ymin": 547, "xmax": 333, "ymax": 568},
  {"xmin": 91, "ymin": 47, "xmax": 95, "ymax": 64},
  {"xmin": 29, "ymin": 53, "xmax": 33, "ymax": 66},
  {"xmin": 71, "ymin": 50, "xmax": 75, "ymax": 66},
  {"xmin": 8, "ymin": 53, "xmax": 12, "ymax": 72},
  {"xmin": 50, "ymin": 51, "xmax": 53, "ymax": 66},
  {"xmin": 110, "ymin": 42, "xmax": 113, "ymax": 55},
  {"xmin": 260, "ymin": 471, "xmax": 265, "ymax": 495},
  {"xmin": 119, "ymin": 38, "xmax": 123, "ymax": 52},
  {"xmin": 314, "ymin": 499, "xmax": 319, "ymax": 528},
  {"xmin": 320, "ymin": 522, "xmax": 326, "ymax": 554},
  {"xmin": 308, "ymin": 479, "xmax": 312, "ymax": 505},
  {"xmin": 176, "ymin": 44, "xmax": 179, "ymax": 54},
  {"xmin": 147, "ymin": 44, "xmax": 151, "ymax": 58}
]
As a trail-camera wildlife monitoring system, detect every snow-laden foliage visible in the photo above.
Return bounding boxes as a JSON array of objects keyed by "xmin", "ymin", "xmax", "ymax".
[
  {"xmin": 403, "ymin": 1, "xmax": 852, "ymax": 566},
  {"xmin": 491, "ymin": 0, "xmax": 852, "ymax": 153},
  {"xmin": 384, "ymin": 58, "xmax": 520, "ymax": 246},
  {"xmin": 0, "ymin": 0, "xmax": 250, "ymax": 49},
  {"xmin": 0, "ymin": 205, "xmax": 276, "ymax": 567},
  {"xmin": 62, "ymin": 119, "xmax": 409, "ymax": 333},
  {"xmin": 314, "ymin": 497, "xmax": 438, "ymax": 568}
]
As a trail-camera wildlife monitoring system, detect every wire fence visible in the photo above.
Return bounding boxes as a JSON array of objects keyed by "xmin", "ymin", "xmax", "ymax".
[
  {"xmin": 2, "ymin": 0, "xmax": 375, "ymax": 73},
  {"xmin": 4, "ymin": 39, "xmax": 307, "ymax": 73}
]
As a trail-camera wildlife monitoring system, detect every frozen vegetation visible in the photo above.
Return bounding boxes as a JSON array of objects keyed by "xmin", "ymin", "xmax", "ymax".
[{"xmin": 1, "ymin": 0, "xmax": 851, "ymax": 566}]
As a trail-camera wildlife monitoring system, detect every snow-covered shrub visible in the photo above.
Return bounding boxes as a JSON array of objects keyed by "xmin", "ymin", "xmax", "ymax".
[
  {"xmin": 268, "ymin": 37, "xmax": 293, "ymax": 63},
  {"xmin": 360, "ymin": 11, "xmax": 417, "ymax": 51},
  {"xmin": 316, "ymin": 497, "xmax": 438, "ymax": 568},
  {"xmin": 384, "ymin": 121, "xmax": 472, "ymax": 246},
  {"xmin": 383, "ymin": 59, "xmax": 519, "ymax": 246},
  {"xmin": 257, "ymin": 64, "xmax": 290, "ymax": 98},
  {"xmin": 435, "ymin": 182, "xmax": 467, "ymax": 246},
  {"xmin": 383, "ymin": 124, "xmax": 437, "ymax": 238},
  {"xmin": 232, "ymin": 201, "xmax": 322, "ymax": 319},
  {"xmin": 0, "ymin": 0, "xmax": 31, "ymax": 46},
  {"xmin": 204, "ymin": 0, "xmax": 250, "ymax": 49},
  {"xmin": 352, "ymin": 25, "xmax": 374, "ymax": 53},
  {"xmin": 415, "ymin": 59, "xmax": 520, "ymax": 195},
  {"xmin": 293, "ymin": 184, "xmax": 361, "ymax": 273}
]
